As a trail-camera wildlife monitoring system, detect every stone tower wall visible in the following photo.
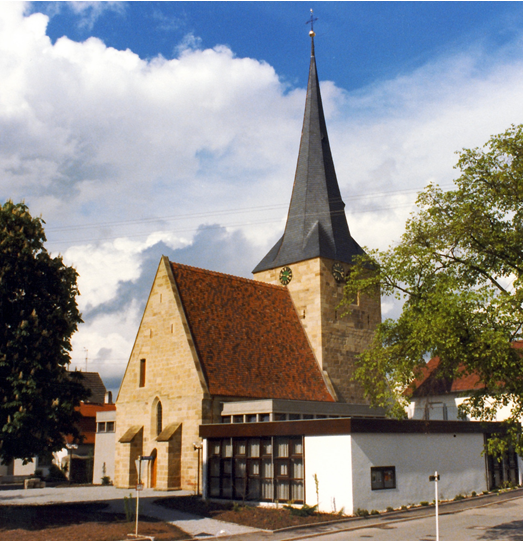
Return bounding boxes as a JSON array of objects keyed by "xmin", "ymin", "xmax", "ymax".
[{"xmin": 253, "ymin": 257, "xmax": 381, "ymax": 403}]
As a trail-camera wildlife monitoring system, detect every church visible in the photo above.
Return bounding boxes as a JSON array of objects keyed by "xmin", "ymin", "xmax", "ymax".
[
  {"xmin": 114, "ymin": 30, "xmax": 381, "ymax": 492},
  {"xmin": 114, "ymin": 32, "xmax": 509, "ymax": 508}
]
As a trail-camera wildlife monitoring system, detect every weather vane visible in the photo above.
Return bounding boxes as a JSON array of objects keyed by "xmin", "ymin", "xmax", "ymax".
[{"xmin": 306, "ymin": 9, "xmax": 318, "ymax": 37}]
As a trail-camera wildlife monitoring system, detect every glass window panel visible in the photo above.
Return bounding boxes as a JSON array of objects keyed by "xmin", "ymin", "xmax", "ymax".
[
  {"xmin": 261, "ymin": 480, "xmax": 273, "ymax": 500},
  {"xmin": 292, "ymin": 459, "xmax": 303, "ymax": 479},
  {"xmin": 288, "ymin": 413, "xmax": 300, "ymax": 420},
  {"xmin": 276, "ymin": 461, "xmax": 288, "ymax": 477},
  {"xmin": 371, "ymin": 469, "xmax": 383, "ymax": 490},
  {"xmin": 246, "ymin": 414, "xmax": 257, "ymax": 423},
  {"xmin": 222, "ymin": 440, "xmax": 233, "ymax": 458},
  {"xmin": 234, "ymin": 459, "xmax": 246, "ymax": 478},
  {"xmin": 259, "ymin": 413, "xmax": 270, "ymax": 422},
  {"xmin": 303, "ymin": 414, "xmax": 314, "ymax": 419},
  {"xmin": 209, "ymin": 459, "xmax": 220, "ymax": 477},
  {"xmin": 221, "ymin": 480, "xmax": 232, "ymax": 499},
  {"xmin": 235, "ymin": 478, "xmax": 247, "ymax": 498},
  {"xmin": 261, "ymin": 439, "xmax": 272, "ymax": 456},
  {"xmin": 209, "ymin": 478, "xmax": 220, "ymax": 497},
  {"xmin": 221, "ymin": 416, "xmax": 231, "ymax": 424},
  {"xmin": 97, "ymin": 422, "xmax": 106, "ymax": 433},
  {"xmin": 211, "ymin": 441, "xmax": 221, "ymax": 456},
  {"xmin": 233, "ymin": 415, "xmax": 244, "ymax": 424},
  {"xmin": 248, "ymin": 439, "xmax": 260, "ymax": 458},
  {"xmin": 235, "ymin": 440, "xmax": 246, "ymax": 456},
  {"xmin": 276, "ymin": 438, "xmax": 289, "ymax": 457},
  {"xmin": 383, "ymin": 469, "xmax": 395, "ymax": 489},
  {"xmin": 248, "ymin": 478, "xmax": 261, "ymax": 500},
  {"xmin": 276, "ymin": 480, "xmax": 289, "ymax": 501},
  {"xmin": 223, "ymin": 459, "xmax": 232, "ymax": 475},
  {"xmin": 249, "ymin": 461, "xmax": 260, "ymax": 476},
  {"xmin": 291, "ymin": 481, "xmax": 304, "ymax": 503},
  {"xmin": 262, "ymin": 459, "xmax": 273, "ymax": 478},
  {"xmin": 275, "ymin": 413, "xmax": 287, "ymax": 421},
  {"xmin": 106, "ymin": 422, "xmax": 115, "ymax": 432},
  {"xmin": 292, "ymin": 439, "xmax": 303, "ymax": 456}
]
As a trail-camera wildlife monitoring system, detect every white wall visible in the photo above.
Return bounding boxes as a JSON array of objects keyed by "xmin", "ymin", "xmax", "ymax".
[
  {"xmin": 350, "ymin": 432, "xmax": 487, "ymax": 512},
  {"xmin": 304, "ymin": 435, "xmax": 352, "ymax": 514},
  {"xmin": 93, "ymin": 410, "xmax": 116, "ymax": 484}
]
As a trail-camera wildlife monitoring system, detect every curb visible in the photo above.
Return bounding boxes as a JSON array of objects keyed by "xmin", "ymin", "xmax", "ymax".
[{"xmin": 270, "ymin": 491, "xmax": 523, "ymax": 541}]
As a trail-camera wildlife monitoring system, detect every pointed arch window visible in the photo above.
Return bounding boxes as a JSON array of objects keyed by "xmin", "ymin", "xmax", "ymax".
[{"xmin": 156, "ymin": 401, "xmax": 163, "ymax": 436}]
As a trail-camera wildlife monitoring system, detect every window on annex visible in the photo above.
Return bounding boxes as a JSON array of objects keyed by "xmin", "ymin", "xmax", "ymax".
[
  {"xmin": 97, "ymin": 421, "xmax": 116, "ymax": 433},
  {"xmin": 371, "ymin": 466, "xmax": 396, "ymax": 490},
  {"xmin": 207, "ymin": 436, "xmax": 304, "ymax": 503}
]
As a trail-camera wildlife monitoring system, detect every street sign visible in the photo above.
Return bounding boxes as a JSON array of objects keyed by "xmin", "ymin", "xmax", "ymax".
[
  {"xmin": 429, "ymin": 474, "xmax": 440, "ymax": 481},
  {"xmin": 136, "ymin": 484, "xmax": 144, "ymax": 491}
]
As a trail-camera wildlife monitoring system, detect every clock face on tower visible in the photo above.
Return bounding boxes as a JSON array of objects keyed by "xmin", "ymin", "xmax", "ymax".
[
  {"xmin": 332, "ymin": 262, "xmax": 345, "ymax": 283},
  {"xmin": 279, "ymin": 266, "xmax": 293, "ymax": 286}
]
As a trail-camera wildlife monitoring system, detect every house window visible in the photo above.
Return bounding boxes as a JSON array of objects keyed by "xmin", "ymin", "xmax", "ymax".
[
  {"xmin": 371, "ymin": 466, "xmax": 396, "ymax": 490},
  {"xmin": 139, "ymin": 359, "xmax": 146, "ymax": 387},
  {"xmin": 97, "ymin": 421, "xmax": 116, "ymax": 433}
]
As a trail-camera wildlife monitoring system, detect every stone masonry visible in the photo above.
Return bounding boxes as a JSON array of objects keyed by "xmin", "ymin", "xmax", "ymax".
[
  {"xmin": 115, "ymin": 257, "xmax": 210, "ymax": 491},
  {"xmin": 253, "ymin": 257, "xmax": 381, "ymax": 403}
]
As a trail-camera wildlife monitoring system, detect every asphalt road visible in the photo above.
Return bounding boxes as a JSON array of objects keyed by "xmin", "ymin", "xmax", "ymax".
[{"xmin": 291, "ymin": 496, "xmax": 522, "ymax": 541}]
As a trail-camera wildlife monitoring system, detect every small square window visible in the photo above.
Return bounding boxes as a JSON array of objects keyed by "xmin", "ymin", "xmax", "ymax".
[
  {"xmin": 96, "ymin": 422, "xmax": 106, "ymax": 433},
  {"xmin": 371, "ymin": 466, "xmax": 396, "ymax": 490},
  {"xmin": 105, "ymin": 421, "xmax": 115, "ymax": 432}
]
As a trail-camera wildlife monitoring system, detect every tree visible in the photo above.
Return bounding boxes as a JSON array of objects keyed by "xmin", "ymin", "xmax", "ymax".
[
  {"xmin": 343, "ymin": 125, "xmax": 522, "ymax": 455},
  {"xmin": 0, "ymin": 201, "xmax": 88, "ymax": 464}
]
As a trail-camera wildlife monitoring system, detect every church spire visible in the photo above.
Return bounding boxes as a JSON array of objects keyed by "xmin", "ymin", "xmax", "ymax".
[{"xmin": 253, "ymin": 28, "xmax": 364, "ymax": 274}]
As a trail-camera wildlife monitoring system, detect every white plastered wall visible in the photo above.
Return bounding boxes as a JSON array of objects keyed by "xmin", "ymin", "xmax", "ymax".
[
  {"xmin": 350, "ymin": 432, "xmax": 487, "ymax": 512},
  {"xmin": 93, "ymin": 410, "xmax": 116, "ymax": 484},
  {"xmin": 304, "ymin": 435, "xmax": 352, "ymax": 514}
]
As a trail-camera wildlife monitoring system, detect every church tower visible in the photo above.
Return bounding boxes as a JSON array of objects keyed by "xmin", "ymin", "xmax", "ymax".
[{"xmin": 252, "ymin": 31, "xmax": 381, "ymax": 403}]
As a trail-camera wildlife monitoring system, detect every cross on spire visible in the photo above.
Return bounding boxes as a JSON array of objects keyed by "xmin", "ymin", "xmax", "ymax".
[{"xmin": 306, "ymin": 9, "xmax": 318, "ymax": 35}]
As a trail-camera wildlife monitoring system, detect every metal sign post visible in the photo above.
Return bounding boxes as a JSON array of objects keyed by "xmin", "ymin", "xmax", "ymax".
[
  {"xmin": 429, "ymin": 471, "xmax": 440, "ymax": 541},
  {"xmin": 133, "ymin": 455, "xmax": 153, "ymax": 538}
]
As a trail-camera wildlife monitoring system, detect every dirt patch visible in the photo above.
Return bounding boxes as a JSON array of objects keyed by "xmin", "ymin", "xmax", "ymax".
[
  {"xmin": 156, "ymin": 496, "xmax": 347, "ymax": 531},
  {"xmin": 0, "ymin": 502, "xmax": 189, "ymax": 541}
]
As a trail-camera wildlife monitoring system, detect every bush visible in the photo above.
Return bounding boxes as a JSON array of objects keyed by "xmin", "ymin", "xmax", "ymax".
[
  {"xmin": 386, "ymin": 506, "xmax": 394, "ymax": 512},
  {"xmin": 355, "ymin": 508, "xmax": 369, "ymax": 517},
  {"xmin": 454, "ymin": 494, "xmax": 465, "ymax": 501},
  {"xmin": 471, "ymin": 491, "xmax": 477, "ymax": 497},
  {"xmin": 46, "ymin": 464, "xmax": 67, "ymax": 482},
  {"xmin": 401, "ymin": 505, "xmax": 408, "ymax": 510},
  {"xmin": 284, "ymin": 504, "xmax": 317, "ymax": 517},
  {"xmin": 420, "ymin": 501, "xmax": 429, "ymax": 506},
  {"xmin": 370, "ymin": 509, "xmax": 380, "ymax": 515},
  {"xmin": 123, "ymin": 494, "xmax": 135, "ymax": 522}
]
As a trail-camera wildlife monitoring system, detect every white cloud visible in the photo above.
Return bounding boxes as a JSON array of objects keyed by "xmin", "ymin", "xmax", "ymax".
[{"xmin": 0, "ymin": 4, "xmax": 521, "ymax": 390}]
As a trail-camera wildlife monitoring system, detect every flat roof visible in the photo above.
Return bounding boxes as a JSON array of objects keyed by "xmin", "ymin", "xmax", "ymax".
[
  {"xmin": 200, "ymin": 417, "xmax": 505, "ymax": 439},
  {"xmin": 220, "ymin": 399, "xmax": 385, "ymax": 417}
]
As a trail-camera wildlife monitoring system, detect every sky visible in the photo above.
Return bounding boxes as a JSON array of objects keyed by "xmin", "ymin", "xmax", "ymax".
[{"xmin": 1, "ymin": 1, "xmax": 522, "ymax": 394}]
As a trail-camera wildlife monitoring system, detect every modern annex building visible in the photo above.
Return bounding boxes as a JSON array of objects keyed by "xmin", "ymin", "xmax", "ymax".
[{"xmin": 115, "ymin": 32, "xmax": 517, "ymax": 507}]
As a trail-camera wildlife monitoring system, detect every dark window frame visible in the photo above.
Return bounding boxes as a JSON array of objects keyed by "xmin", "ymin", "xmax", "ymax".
[{"xmin": 371, "ymin": 466, "xmax": 396, "ymax": 490}]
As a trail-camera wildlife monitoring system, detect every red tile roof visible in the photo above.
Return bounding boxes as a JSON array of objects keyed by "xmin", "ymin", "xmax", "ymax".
[
  {"xmin": 171, "ymin": 262, "xmax": 334, "ymax": 402},
  {"xmin": 408, "ymin": 341, "xmax": 523, "ymax": 398}
]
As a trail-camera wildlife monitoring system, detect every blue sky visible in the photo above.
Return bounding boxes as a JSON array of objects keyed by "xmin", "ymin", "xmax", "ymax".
[{"xmin": 1, "ymin": 2, "xmax": 522, "ymax": 392}]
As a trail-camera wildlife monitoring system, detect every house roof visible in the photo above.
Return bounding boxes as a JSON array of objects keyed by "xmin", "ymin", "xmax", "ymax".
[
  {"xmin": 171, "ymin": 261, "xmax": 334, "ymax": 402},
  {"xmin": 77, "ymin": 371, "xmax": 108, "ymax": 404},
  {"xmin": 253, "ymin": 36, "xmax": 364, "ymax": 273},
  {"xmin": 408, "ymin": 341, "xmax": 523, "ymax": 398}
]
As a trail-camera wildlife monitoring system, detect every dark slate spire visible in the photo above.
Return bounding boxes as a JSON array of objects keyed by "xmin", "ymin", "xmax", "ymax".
[{"xmin": 253, "ymin": 34, "xmax": 364, "ymax": 274}]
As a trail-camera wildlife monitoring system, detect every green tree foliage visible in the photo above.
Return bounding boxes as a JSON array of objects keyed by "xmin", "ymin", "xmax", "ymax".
[
  {"xmin": 0, "ymin": 201, "xmax": 88, "ymax": 463},
  {"xmin": 343, "ymin": 125, "xmax": 522, "ymax": 455}
]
